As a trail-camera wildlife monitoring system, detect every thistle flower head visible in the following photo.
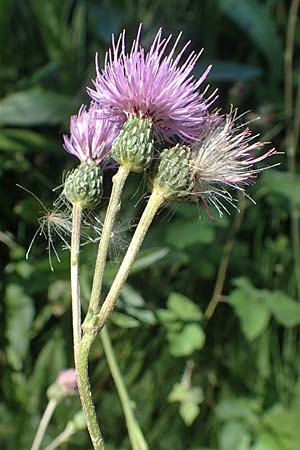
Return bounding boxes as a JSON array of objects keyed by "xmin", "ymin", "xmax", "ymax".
[
  {"xmin": 88, "ymin": 25, "xmax": 215, "ymax": 143},
  {"xmin": 189, "ymin": 109, "xmax": 278, "ymax": 216},
  {"xmin": 63, "ymin": 103, "xmax": 119, "ymax": 168},
  {"xmin": 57, "ymin": 369, "xmax": 77, "ymax": 396}
]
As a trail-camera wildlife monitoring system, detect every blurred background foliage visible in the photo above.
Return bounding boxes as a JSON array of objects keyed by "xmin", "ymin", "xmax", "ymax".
[{"xmin": 0, "ymin": 0, "xmax": 299, "ymax": 449}]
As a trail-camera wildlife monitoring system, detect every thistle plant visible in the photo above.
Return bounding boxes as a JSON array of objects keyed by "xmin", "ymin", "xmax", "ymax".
[{"xmin": 29, "ymin": 25, "xmax": 278, "ymax": 450}]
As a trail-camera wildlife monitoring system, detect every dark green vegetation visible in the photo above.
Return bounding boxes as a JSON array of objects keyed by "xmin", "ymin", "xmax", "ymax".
[{"xmin": 1, "ymin": 1, "xmax": 299, "ymax": 449}]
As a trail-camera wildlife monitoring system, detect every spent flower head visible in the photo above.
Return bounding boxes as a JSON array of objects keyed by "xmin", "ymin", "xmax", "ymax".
[
  {"xmin": 63, "ymin": 103, "xmax": 120, "ymax": 168},
  {"xmin": 189, "ymin": 109, "xmax": 278, "ymax": 216},
  {"xmin": 89, "ymin": 25, "xmax": 215, "ymax": 144},
  {"xmin": 150, "ymin": 109, "xmax": 278, "ymax": 215}
]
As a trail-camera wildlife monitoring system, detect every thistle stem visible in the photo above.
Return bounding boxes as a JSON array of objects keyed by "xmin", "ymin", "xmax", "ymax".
[
  {"xmin": 78, "ymin": 332, "xmax": 105, "ymax": 450},
  {"xmin": 96, "ymin": 188, "xmax": 165, "ymax": 330},
  {"xmin": 101, "ymin": 326, "xmax": 149, "ymax": 450},
  {"xmin": 77, "ymin": 165, "xmax": 130, "ymax": 450},
  {"xmin": 71, "ymin": 204, "xmax": 105, "ymax": 449},
  {"xmin": 42, "ymin": 423, "xmax": 75, "ymax": 450},
  {"xmin": 84, "ymin": 164, "xmax": 130, "ymax": 330},
  {"xmin": 205, "ymin": 196, "xmax": 246, "ymax": 319},
  {"xmin": 30, "ymin": 399, "xmax": 57, "ymax": 450},
  {"xmin": 71, "ymin": 203, "xmax": 83, "ymax": 366}
]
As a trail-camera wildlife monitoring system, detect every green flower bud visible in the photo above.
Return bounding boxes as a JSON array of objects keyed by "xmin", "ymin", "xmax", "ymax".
[
  {"xmin": 64, "ymin": 162, "xmax": 102, "ymax": 209},
  {"xmin": 150, "ymin": 144, "xmax": 193, "ymax": 202},
  {"xmin": 72, "ymin": 411, "xmax": 86, "ymax": 431},
  {"xmin": 111, "ymin": 116, "xmax": 154, "ymax": 173}
]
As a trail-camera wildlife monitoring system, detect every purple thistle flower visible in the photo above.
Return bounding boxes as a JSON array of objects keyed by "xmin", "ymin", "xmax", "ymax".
[
  {"xmin": 63, "ymin": 103, "xmax": 120, "ymax": 168},
  {"xmin": 88, "ymin": 25, "xmax": 215, "ymax": 143},
  {"xmin": 190, "ymin": 109, "xmax": 278, "ymax": 216}
]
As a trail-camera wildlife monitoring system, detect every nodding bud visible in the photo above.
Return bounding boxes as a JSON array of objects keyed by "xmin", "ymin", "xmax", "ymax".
[
  {"xmin": 150, "ymin": 144, "xmax": 194, "ymax": 202},
  {"xmin": 111, "ymin": 116, "xmax": 154, "ymax": 173},
  {"xmin": 64, "ymin": 162, "xmax": 102, "ymax": 209}
]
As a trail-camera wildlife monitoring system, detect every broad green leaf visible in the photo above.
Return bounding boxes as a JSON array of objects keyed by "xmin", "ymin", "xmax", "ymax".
[
  {"xmin": 219, "ymin": 421, "xmax": 251, "ymax": 450},
  {"xmin": 166, "ymin": 219, "xmax": 215, "ymax": 249},
  {"xmin": 168, "ymin": 324, "xmax": 205, "ymax": 356},
  {"xmin": 262, "ymin": 404, "xmax": 300, "ymax": 448},
  {"xmin": 263, "ymin": 291, "xmax": 300, "ymax": 327},
  {"xmin": 252, "ymin": 433, "xmax": 281, "ymax": 450},
  {"xmin": 156, "ymin": 308, "xmax": 178, "ymax": 323},
  {"xmin": 216, "ymin": 398, "xmax": 261, "ymax": 424},
  {"xmin": 5, "ymin": 284, "xmax": 35, "ymax": 370},
  {"xmin": 0, "ymin": 88, "xmax": 72, "ymax": 126},
  {"xmin": 110, "ymin": 312, "xmax": 140, "ymax": 328},
  {"xmin": 227, "ymin": 288, "xmax": 271, "ymax": 341},
  {"xmin": 167, "ymin": 292, "xmax": 203, "ymax": 321}
]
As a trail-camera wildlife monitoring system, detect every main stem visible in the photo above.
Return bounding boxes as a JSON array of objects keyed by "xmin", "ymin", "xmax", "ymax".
[
  {"xmin": 76, "ymin": 165, "xmax": 130, "ymax": 450},
  {"xmin": 78, "ymin": 331, "xmax": 105, "ymax": 450},
  {"xmin": 71, "ymin": 204, "xmax": 83, "ymax": 366},
  {"xmin": 30, "ymin": 399, "xmax": 57, "ymax": 450},
  {"xmin": 101, "ymin": 326, "xmax": 149, "ymax": 450},
  {"xmin": 71, "ymin": 204, "xmax": 105, "ymax": 449},
  {"xmin": 96, "ymin": 188, "xmax": 165, "ymax": 331},
  {"xmin": 84, "ymin": 165, "xmax": 130, "ymax": 329}
]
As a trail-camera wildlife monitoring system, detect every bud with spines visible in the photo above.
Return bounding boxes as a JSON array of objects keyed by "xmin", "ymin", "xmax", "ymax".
[
  {"xmin": 64, "ymin": 162, "xmax": 102, "ymax": 209},
  {"xmin": 111, "ymin": 115, "xmax": 154, "ymax": 173},
  {"xmin": 150, "ymin": 144, "xmax": 194, "ymax": 202}
]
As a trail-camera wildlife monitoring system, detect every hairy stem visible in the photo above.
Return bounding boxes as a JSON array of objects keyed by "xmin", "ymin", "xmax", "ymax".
[
  {"xmin": 83, "ymin": 165, "xmax": 130, "ymax": 330},
  {"xmin": 71, "ymin": 204, "xmax": 105, "ymax": 449},
  {"xmin": 30, "ymin": 399, "xmax": 57, "ymax": 450},
  {"xmin": 96, "ymin": 188, "xmax": 165, "ymax": 330},
  {"xmin": 101, "ymin": 326, "xmax": 149, "ymax": 450},
  {"xmin": 77, "ymin": 187, "xmax": 164, "ymax": 449},
  {"xmin": 71, "ymin": 203, "xmax": 83, "ymax": 366},
  {"xmin": 78, "ymin": 331, "xmax": 105, "ymax": 450}
]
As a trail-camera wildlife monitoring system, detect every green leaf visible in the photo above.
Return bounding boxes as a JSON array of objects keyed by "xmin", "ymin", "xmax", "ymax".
[
  {"xmin": 218, "ymin": 0, "xmax": 282, "ymax": 80},
  {"xmin": 110, "ymin": 312, "xmax": 140, "ymax": 328},
  {"xmin": 0, "ymin": 129, "xmax": 60, "ymax": 154},
  {"xmin": 120, "ymin": 284, "xmax": 156, "ymax": 324},
  {"xmin": 219, "ymin": 421, "xmax": 251, "ymax": 450},
  {"xmin": 168, "ymin": 324, "xmax": 205, "ymax": 357},
  {"xmin": 252, "ymin": 433, "xmax": 281, "ymax": 450},
  {"xmin": 131, "ymin": 247, "xmax": 170, "ymax": 273},
  {"xmin": 156, "ymin": 308, "xmax": 178, "ymax": 323},
  {"xmin": 167, "ymin": 292, "xmax": 203, "ymax": 321},
  {"xmin": 0, "ymin": 88, "xmax": 72, "ymax": 126},
  {"xmin": 263, "ymin": 404, "xmax": 300, "ymax": 449},
  {"xmin": 166, "ymin": 219, "xmax": 215, "ymax": 249},
  {"xmin": 227, "ymin": 285, "xmax": 271, "ymax": 341},
  {"xmin": 263, "ymin": 291, "xmax": 300, "ymax": 327},
  {"xmin": 216, "ymin": 398, "xmax": 261, "ymax": 424},
  {"xmin": 5, "ymin": 284, "xmax": 35, "ymax": 370},
  {"xmin": 261, "ymin": 170, "xmax": 300, "ymax": 207}
]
